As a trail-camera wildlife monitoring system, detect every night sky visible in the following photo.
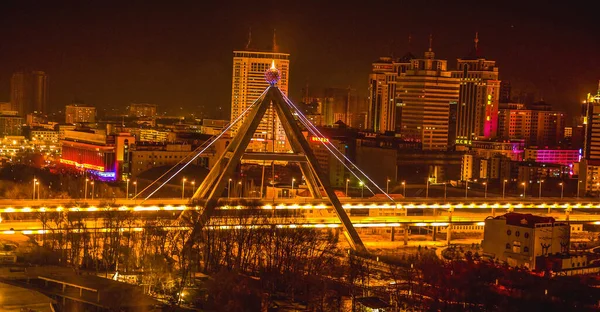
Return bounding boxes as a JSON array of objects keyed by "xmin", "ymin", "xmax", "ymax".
[{"xmin": 1, "ymin": 1, "xmax": 599, "ymax": 121}]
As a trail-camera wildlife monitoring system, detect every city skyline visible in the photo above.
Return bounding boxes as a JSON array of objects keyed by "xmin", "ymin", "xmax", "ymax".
[{"xmin": 0, "ymin": 1, "xmax": 599, "ymax": 120}]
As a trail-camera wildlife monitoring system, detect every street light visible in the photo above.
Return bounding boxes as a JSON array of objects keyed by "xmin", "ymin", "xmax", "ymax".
[
  {"xmin": 538, "ymin": 180, "xmax": 544, "ymax": 199},
  {"xmin": 228, "ymin": 178, "xmax": 232, "ymax": 199},
  {"xmin": 291, "ymin": 178, "xmax": 296, "ymax": 198},
  {"xmin": 503, "ymin": 179, "xmax": 507, "ymax": 199},
  {"xmin": 559, "ymin": 182, "xmax": 564, "ymax": 200},
  {"xmin": 85, "ymin": 178, "xmax": 89, "ymax": 200},
  {"xmin": 133, "ymin": 181, "xmax": 137, "ymax": 198},
  {"xmin": 359, "ymin": 181, "xmax": 364, "ymax": 198},
  {"xmin": 386, "ymin": 178, "xmax": 390, "ymax": 194},
  {"xmin": 402, "ymin": 181, "xmax": 406, "ymax": 198},
  {"xmin": 425, "ymin": 179, "xmax": 429, "ymax": 199},
  {"xmin": 238, "ymin": 181, "xmax": 242, "ymax": 198},
  {"xmin": 126, "ymin": 178, "xmax": 130, "ymax": 199},
  {"xmin": 36, "ymin": 181, "xmax": 40, "ymax": 200},
  {"xmin": 465, "ymin": 179, "xmax": 469, "ymax": 199},
  {"xmin": 91, "ymin": 182, "xmax": 95, "ymax": 200},
  {"xmin": 191, "ymin": 181, "xmax": 195, "ymax": 198},
  {"xmin": 444, "ymin": 182, "xmax": 447, "ymax": 200},
  {"xmin": 577, "ymin": 180, "xmax": 582, "ymax": 198},
  {"xmin": 345, "ymin": 179, "xmax": 350, "ymax": 197},
  {"xmin": 32, "ymin": 178, "xmax": 37, "ymax": 200},
  {"xmin": 483, "ymin": 182, "xmax": 488, "ymax": 199},
  {"xmin": 522, "ymin": 182, "xmax": 526, "ymax": 198},
  {"xmin": 182, "ymin": 178, "xmax": 187, "ymax": 199},
  {"xmin": 597, "ymin": 182, "xmax": 600, "ymax": 200}
]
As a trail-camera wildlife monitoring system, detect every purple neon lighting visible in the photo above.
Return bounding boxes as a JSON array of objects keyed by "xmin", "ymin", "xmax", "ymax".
[
  {"xmin": 280, "ymin": 91, "xmax": 394, "ymax": 202},
  {"xmin": 142, "ymin": 88, "xmax": 271, "ymax": 201}
]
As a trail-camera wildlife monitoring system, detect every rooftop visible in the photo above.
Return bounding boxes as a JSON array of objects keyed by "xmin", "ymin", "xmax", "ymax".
[{"xmin": 495, "ymin": 212, "xmax": 557, "ymax": 228}]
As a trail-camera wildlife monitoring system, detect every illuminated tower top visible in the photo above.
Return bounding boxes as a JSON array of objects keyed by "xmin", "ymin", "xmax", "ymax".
[{"xmin": 265, "ymin": 60, "xmax": 280, "ymax": 86}]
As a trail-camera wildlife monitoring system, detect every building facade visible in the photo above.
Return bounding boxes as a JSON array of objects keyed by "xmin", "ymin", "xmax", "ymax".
[
  {"xmin": 524, "ymin": 148, "xmax": 580, "ymax": 166},
  {"xmin": 60, "ymin": 130, "xmax": 135, "ymax": 181},
  {"xmin": 482, "ymin": 213, "xmax": 570, "ymax": 270},
  {"xmin": 231, "ymin": 50, "xmax": 289, "ymax": 151},
  {"xmin": 368, "ymin": 57, "xmax": 400, "ymax": 133},
  {"xmin": 579, "ymin": 84, "xmax": 600, "ymax": 195},
  {"xmin": 0, "ymin": 111, "xmax": 23, "ymax": 136},
  {"xmin": 10, "ymin": 70, "xmax": 48, "ymax": 116},
  {"xmin": 129, "ymin": 103, "xmax": 158, "ymax": 118},
  {"xmin": 130, "ymin": 144, "xmax": 194, "ymax": 178},
  {"xmin": 452, "ymin": 35, "xmax": 500, "ymax": 144},
  {"xmin": 396, "ymin": 47, "xmax": 460, "ymax": 151},
  {"xmin": 65, "ymin": 104, "xmax": 96, "ymax": 124},
  {"xmin": 498, "ymin": 107, "xmax": 565, "ymax": 147}
]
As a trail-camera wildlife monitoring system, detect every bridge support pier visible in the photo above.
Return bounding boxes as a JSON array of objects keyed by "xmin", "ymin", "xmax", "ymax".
[{"xmin": 390, "ymin": 227, "xmax": 395, "ymax": 242}]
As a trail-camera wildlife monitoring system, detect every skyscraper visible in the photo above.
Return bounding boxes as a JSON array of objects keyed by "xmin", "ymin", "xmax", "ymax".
[
  {"xmin": 579, "ymin": 83, "xmax": 600, "ymax": 195},
  {"xmin": 10, "ymin": 70, "xmax": 48, "ymax": 116},
  {"xmin": 367, "ymin": 54, "xmax": 413, "ymax": 133},
  {"xmin": 231, "ymin": 49, "xmax": 289, "ymax": 151},
  {"xmin": 452, "ymin": 33, "xmax": 500, "ymax": 145},
  {"xmin": 396, "ymin": 38, "xmax": 459, "ymax": 151},
  {"xmin": 368, "ymin": 57, "xmax": 397, "ymax": 133}
]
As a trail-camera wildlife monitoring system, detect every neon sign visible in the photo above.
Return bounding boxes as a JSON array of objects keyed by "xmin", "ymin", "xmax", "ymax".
[
  {"xmin": 60, "ymin": 159, "xmax": 105, "ymax": 172},
  {"xmin": 310, "ymin": 137, "xmax": 329, "ymax": 143}
]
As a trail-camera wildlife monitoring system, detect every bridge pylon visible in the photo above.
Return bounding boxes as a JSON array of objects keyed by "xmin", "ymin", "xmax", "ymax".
[{"xmin": 189, "ymin": 72, "xmax": 366, "ymax": 253}]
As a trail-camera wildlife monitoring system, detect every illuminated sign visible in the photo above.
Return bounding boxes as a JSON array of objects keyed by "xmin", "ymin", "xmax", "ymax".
[
  {"xmin": 60, "ymin": 159, "xmax": 105, "ymax": 171},
  {"xmin": 89, "ymin": 170, "xmax": 116, "ymax": 179},
  {"xmin": 310, "ymin": 137, "xmax": 329, "ymax": 143}
]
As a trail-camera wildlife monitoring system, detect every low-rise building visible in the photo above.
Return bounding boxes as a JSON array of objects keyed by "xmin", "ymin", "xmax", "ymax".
[
  {"xmin": 524, "ymin": 148, "xmax": 580, "ymax": 166},
  {"xmin": 482, "ymin": 213, "xmax": 570, "ymax": 270},
  {"xmin": 60, "ymin": 130, "xmax": 135, "ymax": 181},
  {"xmin": 130, "ymin": 143, "xmax": 194, "ymax": 177},
  {"xmin": 0, "ymin": 111, "xmax": 23, "ymax": 136}
]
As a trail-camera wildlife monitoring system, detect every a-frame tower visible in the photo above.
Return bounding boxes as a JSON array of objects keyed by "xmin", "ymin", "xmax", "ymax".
[{"xmin": 191, "ymin": 70, "xmax": 366, "ymax": 253}]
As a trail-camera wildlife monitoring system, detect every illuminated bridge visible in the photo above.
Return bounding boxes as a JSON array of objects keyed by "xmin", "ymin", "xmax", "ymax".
[
  {"xmin": 1, "ymin": 198, "xmax": 600, "ymax": 235},
  {"xmin": 4, "ymin": 70, "xmax": 598, "ymax": 252}
]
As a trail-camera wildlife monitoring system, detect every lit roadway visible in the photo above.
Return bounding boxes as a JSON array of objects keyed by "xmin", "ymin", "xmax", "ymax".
[
  {"xmin": 2, "ymin": 197, "xmax": 600, "ymax": 211},
  {"xmin": 1, "ymin": 197, "xmax": 600, "ymax": 236}
]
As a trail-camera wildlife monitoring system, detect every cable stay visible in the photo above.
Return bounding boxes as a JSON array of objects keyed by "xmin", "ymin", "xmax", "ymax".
[
  {"xmin": 138, "ymin": 88, "xmax": 270, "ymax": 202},
  {"xmin": 281, "ymin": 93, "xmax": 395, "ymax": 202}
]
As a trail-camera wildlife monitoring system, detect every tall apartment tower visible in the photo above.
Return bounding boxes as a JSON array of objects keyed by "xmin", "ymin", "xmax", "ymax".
[
  {"xmin": 396, "ymin": 38, "xmax": 460, "ymax": 151},
  {"xmin": 580, "ymin": 83, "xmax": 600, "ymax": 195},
  {"xmin": 231, "ymin": 49, "xmax": 289, "ymax": 151},
  {"xmin": 10, "ymin": 70, "xmax": 48, "ymax": 116},
  {"xmin": 368, "ymin": 54, "xmax": 413, "ymax": 133},
  {"xmin": 452, "ymin": 34, "xmax": 500, "ymax": 145},
  {"xmin": 368, "ymin": 57, "xmax": 397, "ymax": 133}
]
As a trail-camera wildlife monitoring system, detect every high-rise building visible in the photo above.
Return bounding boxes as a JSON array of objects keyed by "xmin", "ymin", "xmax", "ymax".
[
  {"xmin": 231, "ymin": 50, "xmax": 289, "ymax": 151},
  {"xmin": 304, "ymin": 87, "xmax": 359, "ymax": 128},
  {"xmin": 10, "ymin": 70, "xmax": 48, "ymax": 116},
  {"xmin": 368, "ymin": 57, "xmax": 398, "ymax": 133},
  {"xmin": 452, "ymin": 33, "xmax": 500, "ymax": 145},
  {"xmin": 129, "ymin": 103, "xmax": 158, "ymax": 117},
  {"xmin": 579, "ymin": 83, "xmax": 600, "ymax": 195},
  {"xmin": 500, "ymin": 81, "xmax": 512, "ymax": 103},
  {"xmin": 497, "ymin": 105, "xmax": 565, "ymax": 147},
  {"xmin": 396, "ymin": 40, "xmax": 459, "ymax": 151},
  {"xmin": 367, "ymin": 54, "xmax": 413, "ymax": 133},
  {"xmin": 65, "ymin": 104, "xmax": 96, "ymax": 124}
]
